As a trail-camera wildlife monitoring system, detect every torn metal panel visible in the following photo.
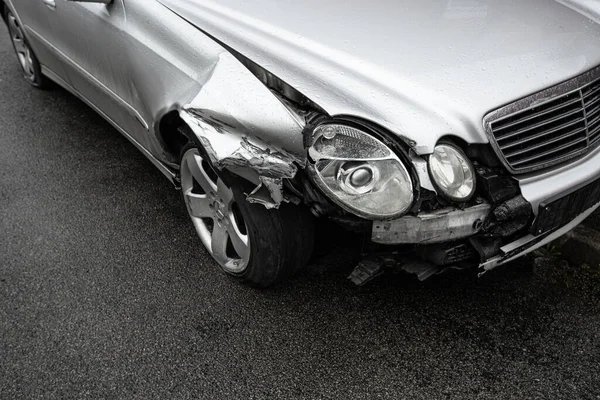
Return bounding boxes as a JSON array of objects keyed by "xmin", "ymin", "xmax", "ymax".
[
  {"xmin": 180, "ymin": 52, "xmax": 308, "ymax": 208},
  {"xmin": 245, "ymin": 177, "xmax": 285, "ymax": 209},
  {"xmin": 183, "ymin": 52, "xmax": 307, "ymax": 156},
  {"xmin": 372, "ymin": 203, "xmax": 491, "ymax": 244}
]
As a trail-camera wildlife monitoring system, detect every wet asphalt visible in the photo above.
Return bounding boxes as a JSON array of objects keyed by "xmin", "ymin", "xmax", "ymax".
[{"xmin": 1, "ymin": 24, "xmax": 600, "ymax": 400}]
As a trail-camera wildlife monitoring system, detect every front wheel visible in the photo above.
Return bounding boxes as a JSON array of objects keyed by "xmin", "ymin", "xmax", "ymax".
[
  {"xmin": 180, "ymin": 145, "xmax": 315, "ymax": 287},
  {"xmin": 5, "ymin": 6, "xmax": 46, "ymax": 88}
]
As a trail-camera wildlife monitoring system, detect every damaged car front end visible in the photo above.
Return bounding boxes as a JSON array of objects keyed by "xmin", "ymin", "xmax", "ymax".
[
  {"xmin": 163, "ymin": 0, "xmax": 600, "ymax": 286},
  {"xmin": 304, "ymin": 118, "xmax": 539, "ymax": 283},
  {"xmin": 178, "ymin": 59, "xmax": 600, "ymax": 285},
  {"xmin": 5, "ymin": 0, "xmax": 600, "ymax": 287}
]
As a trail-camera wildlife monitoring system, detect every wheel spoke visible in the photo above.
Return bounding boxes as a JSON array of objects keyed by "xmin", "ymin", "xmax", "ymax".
[
  {"xmin": 12, "ymin": 37, "xmax": 26, "ymax": 54},
  {"xmin": 24, "ymin": 53, "xmax": 34, "ymax": 76},
  {"xmin": 181, "ymin": 148, "xmax": 251, "ymax": 272},
  {"xmin": 187, "ymin": 154, "xmax": 217, "ymax": 193},
  {"xmin": 8, "ymin": 17, "xmax": 21, "ymax": 38},
  {"xmin": 184, "ymin": 189, "xmax": 213, "ymax": 218},
  {"xmin": 211, "ymin": 223, "xmax": 229, "ymax": 264},
  {"xmin": 217, "ymin": 178, "xmax": 234, "ymax": 206},
  {"xmin": 227, "ymin": 220, "xmax": 250, "ymax": 261}
]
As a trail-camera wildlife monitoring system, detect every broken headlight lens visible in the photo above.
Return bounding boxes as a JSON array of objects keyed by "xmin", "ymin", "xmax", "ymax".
[
  {"xmin": 428, "ymin": 144, "xmax": 475, "ymax": 201},
  {"xmin": 308, "ymin": 124, "xmax": 414, "ymax": 219}
]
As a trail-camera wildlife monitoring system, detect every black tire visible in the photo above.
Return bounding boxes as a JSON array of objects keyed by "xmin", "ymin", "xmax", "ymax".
[
  {"xmin": 180, "ymin": 142, "xmax": 315, "ymax": 288},
  {"xmin": 5, "ymin": 5, "xmax": 47, "ymax": 88}
]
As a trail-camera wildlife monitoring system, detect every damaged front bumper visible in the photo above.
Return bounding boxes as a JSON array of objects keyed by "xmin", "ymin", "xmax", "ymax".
[
  {"xmin": 480, "ymin": 201, "xmax": 600, "ymax": 272},
  {"xmin": 372, "ymin": 203, "xmax": 491, "ymax": 245},
  {"xmin": 480, "ymin": 145, "xmax": 600, "ymax": 271},
  {"xmin": 349, "ymin": 196, "xmax": 600, "ymax": 285},
  {"xmin": 366, "ymin": 155, "xmax": 600, "ymax": 279}
]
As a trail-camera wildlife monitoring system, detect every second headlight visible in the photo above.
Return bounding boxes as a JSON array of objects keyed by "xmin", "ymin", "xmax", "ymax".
[{"xmin": 428, "ymin": 143, "xmax": 475, "ymax": 202}]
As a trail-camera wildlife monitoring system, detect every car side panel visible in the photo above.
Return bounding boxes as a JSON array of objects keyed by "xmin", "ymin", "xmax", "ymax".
[
  {"xmin": 41, "ymin": 0, "xmax": 228, "ymax": 164},
  {"xmin": 47, "ymin": 0, "xmax": 149, "ymax": 150},
  {"xmin": 124, "ymin": 0, "xmax": 308, "ymax": 165},
  {"xmin": 121, "ymin": 0, "xmax": 227, "ymax": 161},
  {"xmin": 5, "ymin": 0, "xmax": 70, "ymax": 81},
  {"xmin": 13, "ymin": 0, "xmax": 305, "ymax": 175}
]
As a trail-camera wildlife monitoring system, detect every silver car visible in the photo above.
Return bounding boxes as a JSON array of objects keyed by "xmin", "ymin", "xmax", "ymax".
[{"xmin": 3, "ymin": 0, "xmax": 600, "ymax": 287}]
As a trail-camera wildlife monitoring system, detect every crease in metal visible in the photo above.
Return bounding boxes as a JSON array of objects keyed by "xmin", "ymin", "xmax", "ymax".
[{"xmin": 179, "ymin": 52, "xmax": 307, "ymax": 209}]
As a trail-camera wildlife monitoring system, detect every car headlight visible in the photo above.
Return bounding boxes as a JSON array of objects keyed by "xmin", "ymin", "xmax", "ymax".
[
  {"xmin": 308, "ymin": 124, "xmax": 414, "ymax": 219},
  {"xmin": 428, "ymin": 144, "xmax": 475, "ymax": 202}
]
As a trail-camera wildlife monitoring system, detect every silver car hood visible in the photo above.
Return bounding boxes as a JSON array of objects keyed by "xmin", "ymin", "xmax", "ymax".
[{"xmin": 158, "ymin": 0, "xmax": 600, "ymax": 154}]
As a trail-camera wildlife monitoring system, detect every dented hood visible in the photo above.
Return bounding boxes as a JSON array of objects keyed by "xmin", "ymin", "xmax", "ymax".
[{"xmin": 158, "ymin": 0, "xmax": 600, "ymax": 153}]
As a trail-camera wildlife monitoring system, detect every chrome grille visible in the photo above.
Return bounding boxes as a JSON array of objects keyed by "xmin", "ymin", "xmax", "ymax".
[{"xmin": 484, "ymin": 66, "xmax": 600, "ymax": 174}]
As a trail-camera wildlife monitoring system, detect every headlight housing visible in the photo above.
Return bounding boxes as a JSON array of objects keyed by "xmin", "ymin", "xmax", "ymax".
[
  {"xmin": 428, "ymin": 143, "xmax": 475, "ymax": 202},
  {"xmin": 308, "ymin": 123, "xmax": 414, "ymax": 219}
]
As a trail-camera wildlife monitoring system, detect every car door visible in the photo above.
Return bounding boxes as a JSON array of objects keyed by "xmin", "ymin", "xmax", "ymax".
[
  {"xmin": 6, "ymin": 0, "xmax": 70, "ymax": 84},
  {"xmin": 47, "ymin": 0, "xmax": 149, "ymax": 146}
]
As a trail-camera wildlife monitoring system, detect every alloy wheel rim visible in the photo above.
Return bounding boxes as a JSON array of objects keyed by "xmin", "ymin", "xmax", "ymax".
[
  {"xmin": 180, "ymin": 149, "xmax": 251, "ymax": 273},
  {"xmin": 7, "ymin": 13, "xmax": 35, "ymax": 82}
]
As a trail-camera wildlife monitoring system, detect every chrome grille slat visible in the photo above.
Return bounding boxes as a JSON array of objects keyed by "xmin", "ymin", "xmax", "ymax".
[
  {"xmin": 495, "ymin": 109, "xmax": 584, "ymax": 141},
  {"xmin": 492, "ymin": 97, "xmax": 581, "ymax": 132},
  {"xmin": 485, "ymin": 66, "xmax": 600, "ymax": 174},
  {"xmin": 585, "ymin": 94, "xmax": 600, "ymax": 110},
  {"xmin": 586, "ymin": 105, "xmax": 600, "ymax": 122},
  {"xmin": 514, "ymin": 149, "xmax": 585, "ymax": 171},
  {"xmin": 503, "ymin": 127, "xmax": 586, "ymax": 158},
  {"xmin": 589, "ymin": 120, "xmax": 600, "ymax": 140},
  {"xmin": 510, "ymin": 136, "xmax": 588, "ymax": 167},
  {"xmin": 583, "ymin": 83, "xmax": 600, "ymax": 99},
  {"xmin": 588, "ymin": 112, "xmax": 600, "ymax": 128},
  {"xmin": 589, "ymin": 116, "xmax": 600, "ymax": 131},
  {"xmin": 497, "ymin": 116, "xmax": 585, "ymax": 146}
]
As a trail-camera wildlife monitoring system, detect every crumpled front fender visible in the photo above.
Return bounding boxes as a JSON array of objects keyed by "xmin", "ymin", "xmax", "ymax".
[{"xmin": 180, "ymin": 52, "xmax": 308, "ymax": 208}]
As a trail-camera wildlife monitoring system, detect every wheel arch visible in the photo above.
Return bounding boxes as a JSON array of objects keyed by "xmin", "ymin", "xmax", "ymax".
[
  {"xmin": 2, "ymin": 1, "xmax": 19, "ymax": 24},
  {"xmin": 156, "ymin": 109, "xmax": 191, "ymax": 164},
  {"xmin": 0, "ymin": 3, "xmax": 6, "ymax": 24}
]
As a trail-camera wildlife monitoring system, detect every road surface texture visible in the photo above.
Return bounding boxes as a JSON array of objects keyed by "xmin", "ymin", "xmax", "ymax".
[{"xmin": 1, "ymin": 23, "xmax": 599, "ymax": 399}]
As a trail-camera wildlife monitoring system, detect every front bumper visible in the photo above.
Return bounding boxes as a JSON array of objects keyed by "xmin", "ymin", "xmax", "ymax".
[
  {"xmin": 481, "ymin": 201, "xmax": 600, "ymax": 272},
  {"xmin": 519, "ymin": 144, "xmax": 600, "ymax": 216},
  {"xmin": 370, "ymin": 143, "xmax": 600, "ymax": 269},
  {"xmin": 372, "ymin": 204, "xmax": 490, "ymax": 244}
]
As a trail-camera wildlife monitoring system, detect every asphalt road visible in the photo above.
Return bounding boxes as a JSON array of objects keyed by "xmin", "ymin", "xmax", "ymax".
[{"xmin": 1, "ymin": 24, "xmax": 600, "ymax": 400}]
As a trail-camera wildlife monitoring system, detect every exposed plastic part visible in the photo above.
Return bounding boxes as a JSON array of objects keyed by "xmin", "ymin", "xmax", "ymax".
[
  {"xmin": 475, "ymin": 166, "xmax": 519, "ymax": 204},
  {"xmin": 493, "ymin": 195, "xmax": 531, "ymax": 221},
  {"xmin": 349, "ymin": 251, "xmax": 472, "ymax": 286},
  {"xmin": 479, "ymin": 201, "xmax": 600, "ymax": 275},
  {"xmin": 410, "ymin": 152, "xmax": 436, "ymax": 192},
  {"xmin": 347, "ymin": 258, "xmax": 385, "ymax": 286},
  {"xmin": 398, "ymin": 260, "xmax": 443, "ymax": 281},
  {"xmin": 247, "ymin": 176, "xmax": 285, "ymax": 209}
]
